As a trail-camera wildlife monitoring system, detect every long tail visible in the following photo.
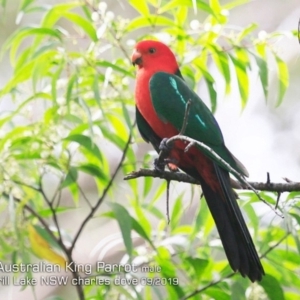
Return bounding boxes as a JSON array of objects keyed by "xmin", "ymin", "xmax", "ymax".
[{"xmin": 184, "ymin": 163, "xmax": 265, "ymax": 282}]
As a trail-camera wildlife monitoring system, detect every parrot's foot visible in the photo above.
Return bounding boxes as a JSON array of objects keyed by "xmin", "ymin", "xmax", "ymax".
[
  {"xmin": 154, "ymin": 157, "xmax": 165, "ymax": 172},
  {"xmin": 159, "ymin": 138, "xmax": 173, "ymax": 151},
  {"xmin": 155, "ymin": 138, "xmax": 177, "ymax": 172},
  {"xmin": 154, "ymin": 157, "xmax": 178, "ymax": 172},
  {"xmin": 167, "ymin": 162, "xmax": 179, "ymax": 172}
]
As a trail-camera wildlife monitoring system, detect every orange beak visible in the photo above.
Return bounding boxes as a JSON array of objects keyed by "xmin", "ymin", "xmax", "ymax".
[{"xmin": 131, "ymin": 49, "xmax": 142, "ymax": 66}]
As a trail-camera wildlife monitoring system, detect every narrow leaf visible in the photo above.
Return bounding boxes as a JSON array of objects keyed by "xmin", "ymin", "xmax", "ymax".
[
  {"xmin": 28, "ymin": 225, "xmax": 66, "ymax": 267},
  {"xmin": 64, "ymin": 134, "xmax": 103, "ymax": 163},
  {"xmin": 62, "ymin": 12, "xmax": 97, "ymax": 42},
  {"xmin": 259, "ymin": 274, "xmax": 285, "ymax": 300},
  {"xmin": 252, "ymin": 53, "xmax": 268, "ymax": 98},
  {"xmin": 96, "ymin": 60, "xmax": 134, "ymax": 77},
  {"xmin": 110, "ymin": 203, "xmax": 133, "ymax": 259},
  {"xmin": 275, "ymin": 55, "xmax": 289, "ymax": 106},
  {"xmin": 129, "ymin": 0, "xmax": 149, "ymax": 16},
  {"xmin": 229, "ymin": 54, "xmax": 249, "ymax": 108}
]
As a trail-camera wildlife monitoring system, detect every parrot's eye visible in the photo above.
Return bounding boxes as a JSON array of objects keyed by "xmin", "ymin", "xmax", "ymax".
[{"xmin": 149, "ymin": 47, "xmax": 156, "ymax": 54}]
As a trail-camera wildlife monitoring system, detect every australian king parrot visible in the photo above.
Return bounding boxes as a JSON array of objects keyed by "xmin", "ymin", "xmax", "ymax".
[{"xmin": 131, "ymin": 40, "xmax": 264, "ymax": 282}]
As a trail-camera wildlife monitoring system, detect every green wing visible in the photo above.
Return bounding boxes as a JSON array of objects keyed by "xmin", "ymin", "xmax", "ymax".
[
  {"xmin": 136, "ymin": 106, "xmax": 161, "ymax": 153},
  {"xmin": 149, "ymin": 72, "xmax": 248, "ymax": 177}
]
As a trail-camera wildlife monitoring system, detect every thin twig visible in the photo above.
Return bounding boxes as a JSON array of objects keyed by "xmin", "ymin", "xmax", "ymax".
[
  {"xmin": 155, "ymin": 100, "xmax": 192, "ymax": 170},
  {"xmin": 179, "ymin": 99, "xmax": 192, "ymax": 135},
  {"xmin": 166, "ymin": 180, "xmax": 170, "ymax": 224},
  {"xmin": 38, "ymin": 177, "xmax": 64, "ymax": 247},
  {"xmin": 266, "ymin": 172, "xmax": 270, "ymax": 184},
  {"xmin": 275, "ymin": 192, "xmax": 281, "ymax": 209},
  {"xmin": 12, "ymin": 196, "xmax": 59, "ymax": 247},
  {"xmin": 260, "ymin": 233, "xmax": 289, "ymax": 258}
]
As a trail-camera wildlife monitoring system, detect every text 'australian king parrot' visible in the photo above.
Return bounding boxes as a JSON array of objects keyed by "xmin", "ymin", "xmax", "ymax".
[{"xmin": 131, "ymin": 40, "xmax": 265, "ymax": 282}]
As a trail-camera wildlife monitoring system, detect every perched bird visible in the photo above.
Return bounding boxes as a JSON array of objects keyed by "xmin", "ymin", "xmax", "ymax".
[{"xmin": 131, "ymin": 40, "xmax": 265, "ymax": 282}]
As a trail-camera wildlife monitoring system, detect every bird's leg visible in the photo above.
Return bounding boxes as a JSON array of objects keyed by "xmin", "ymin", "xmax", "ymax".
[
  {"xmin": 154, "ymin": 157, "xmax": 166, "ymax": 172},
  {"xmin": 154, "ymin": 138, "xmax": 177, "ymax": 171},
  {"xmin": 158, "ymin": 138, "xmax": 172, "ymax": 152}
]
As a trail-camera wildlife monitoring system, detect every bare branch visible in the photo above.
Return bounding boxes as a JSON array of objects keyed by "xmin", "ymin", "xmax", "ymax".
[
  {"xmin": 124, "ymin": 168, "xmax": 300, "ymax": 193},
  {"xmin": 124, "ymin": 134, "xmax": 300, "ymax": 218},
  {"xmin": 179, "ymin": 99, "xmax": 192, "ymax": 135},
  {"xmin": 166, "ymin": 180, "xmax": 170, "ymax": 224}
]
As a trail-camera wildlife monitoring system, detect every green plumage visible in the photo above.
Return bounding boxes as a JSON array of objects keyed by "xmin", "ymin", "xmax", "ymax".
[{"xmin": 149, "ymin": 72, "xmax": 248, "ymax": 178}]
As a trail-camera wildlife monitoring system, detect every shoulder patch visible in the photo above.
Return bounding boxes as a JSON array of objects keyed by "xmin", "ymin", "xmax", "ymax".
[{"xmin": 169, "ymin": 77, "xmax": 186, "ymax": 105}]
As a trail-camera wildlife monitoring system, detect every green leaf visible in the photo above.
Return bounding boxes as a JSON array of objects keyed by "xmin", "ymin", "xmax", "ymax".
[
  {"xmin": 131, "ymin": 217, "xmax": 155, "ymax": 249},
  {"xmin": 110, "ymin": 203, "xmax": 133, "ymax": 259},
  {"xmin": 96, "ymin": 60, "xmax": 134, "ymax": 78},
  {"xmin": 242, "ymin": 201, "xmax": 258, "ymax": 232},
  {"xmin": 77, "ymin": 163, "xmax": 108, "ymax": 181},
  {"xmin": 237, "ymin": 23, "xmax": 258, "ymax": 41},
  {"xmin": 61, "ymin": 167, "xmax": 78, "ymax": 188},
  {"xmin": 252, "ymin": 53, "xmax": 268, "ymax": 98},
  {"xmin": 66, "ymin": 73, "xmax": 78, "ymax": 104},
  {"xmin": 129, "ymin": 0, "xmax": 149, "ymax": 16},
  {"xmin": 175, "ymin": 6, "xmax": 188, "ymax": 26},
  {"xmin": 275, "ymin": 55, "xmax": 289, "ymax": 106},
  {"xmin": 32, "ymin": 225, "xmax": 61, "ymax": 251},
  {"xmin": 101, "ymin": 127, "xmax": 125, "ymax": 149},
  {"xmin": 51, "ymin": 59, "xmax": 65, "ymax": 102},
  {"xmin": 204, "ymin": 76, "xmax": 217, "ymax": 113},
  {"xmin": 92, "ymin": 74, "xmax": 102, "ymax": 109},
  {"xmin": 0, "ymin": 236, "xmax": 15, "ymax": 252},
  {"xmin": 143, "ymin": 176, "xmax": 153, "ymax": 197},
  {"xmin": 64, "ymin": 134, "xmax": 103, "ymax": 164},
  {"xmin": 149, "ymin": 181, "xmax": 167, "ymax": 206},
  {"xmin": 0, "ymin": 58, "xmax": 39, "ymax": 96},
  {"xmin": 289, "ymin": 212, "xmax": 300, "ymax": 226},
  {"xmin": 62, "ymin": 12, "xmax": 97, "ymax": 42},
  {"xmin": 37, "ymin": 207, "xmax": 72, "ymax": 218},
  {"xmin": 143, "ymin": 203, "xmax": 165, "ymax": 220},
  {"xmin": 170, "ymin": 195, "xmax": 183, "ymax": 231},
  {"xmin": 229, "ymin": 53, "xmax": 249, "ymax": 108},
  {"xmin": 196, "ymin": 59, "xmax": 217, "ymax": 112},
  {"xmin": 224, "ymin": 0, "xmax": 250, "ymax": 10},
  {"xmin": 19, "ymin": 0, "xmax": 35, "ymax": 11},
  {"xmin": 133, "ymin": 203, "xmax": 152, "ymax": 236},
  {"xmin": 1, "ymin": 0, "xmax": 7, "ymax": 8},
  {"xmin": 2, "ymin": 27, "xmax": 61, "ymax": 64},
  {"xmin": 259, "ymin": 274, "xmax": 285, "ymax": 300},
  {"xmin": 186, "ymin": 257, "xmax": 209, "ymax": 279},
  {"xmin": 104, "ymin": 211, "xmax": 155, "ymax": 249},
  {"xmin": 159, "ymin": 0, "xmax": 213, "ymax": 15},
  {"xmin": 204, "ymin": 287, "xmax": 230, "ymax": 300},
  {"xmin": 42, "ymin": 3, "xmax": 82, "ymax": 28},
  {"xmin": 212, "ymin": 49, "xmax": 231, "ymax": 94},
  {"xmin": 209, "ymin": 0, "xmax": 222, "ymax": 15},
  {"xmin": 126, "ymin": 15, "xmax": 175, "ymax": 32}
]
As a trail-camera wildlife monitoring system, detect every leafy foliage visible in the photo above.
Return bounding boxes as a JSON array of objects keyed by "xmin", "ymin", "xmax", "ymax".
[{"xmin": 0, "ymin": 0, "xmax": 299, "ymax": 299}]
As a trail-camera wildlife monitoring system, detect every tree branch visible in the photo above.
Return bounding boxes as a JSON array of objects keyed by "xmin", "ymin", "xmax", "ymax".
[
  {"xmin": 124, "ymin": 134, "xmax": 299, "ymax": 218},
  {"xmin": 124, "ymin": 168, "xmax": 300, "ymax": 193}
]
